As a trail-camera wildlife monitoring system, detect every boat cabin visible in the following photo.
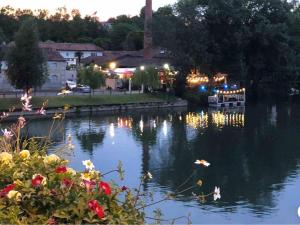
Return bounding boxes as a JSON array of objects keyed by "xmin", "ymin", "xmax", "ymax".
[{"xmin": 208, "ymin": 88, "xmax": 246, "ymax": 107}]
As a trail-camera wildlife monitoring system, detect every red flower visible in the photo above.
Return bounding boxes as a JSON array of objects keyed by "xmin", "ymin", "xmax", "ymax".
[
  {"xmin": 62, "ymin": 178, "xmax": 73, "ymax": 187},
  {"xmin": 32, "ymin": 175, "xmax": 45, "ymax": 187},
  {"xmin": 0, "ymin": 184, "xmax": 15, "ymax": 197},
  {"xmin": 88, "ymin": 200, "xmax": 105, "ymax": 219},
  {"xmin": 55, "ymin": 166, "xmax": 67, "ymax": 173},
  {"xmin": 99, "ymin": 181, "xmax": 111, "ymax": 195}
]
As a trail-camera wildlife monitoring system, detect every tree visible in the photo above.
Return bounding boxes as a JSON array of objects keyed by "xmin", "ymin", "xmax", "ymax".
[
  {"xmin": 6, "ymin": 18, "xmax": 47, "ymax": 91},
  {"xmin": 75, "ymin": 51, "xmax": 83, "ymax": 65},
  {"xmin": 132, "ymin": 65, "xmax": 160, "ymax": 93},
  {"xmin": 78, "ymin": 65, "xmax": 106, "ymax": 96}
]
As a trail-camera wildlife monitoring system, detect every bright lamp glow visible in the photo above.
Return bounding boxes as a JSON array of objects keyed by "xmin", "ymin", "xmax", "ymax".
[
  {"xmin": 140, "ymin": 66, "xmax": 145, "ymax": 71},
  {"xmin": 109, "ymin": 62, "xmax": 117, "ymax": 70}
]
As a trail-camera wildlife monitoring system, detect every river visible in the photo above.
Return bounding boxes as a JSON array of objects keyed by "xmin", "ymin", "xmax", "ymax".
[{"xmin": 24, "ymin": 103, "xmax": 300, "ymax": 224}]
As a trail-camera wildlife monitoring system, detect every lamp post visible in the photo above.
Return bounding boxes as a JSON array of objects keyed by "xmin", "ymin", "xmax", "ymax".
[{"xmin": 140, "ymin": 65, "xmax": 145, "ymax": 93}]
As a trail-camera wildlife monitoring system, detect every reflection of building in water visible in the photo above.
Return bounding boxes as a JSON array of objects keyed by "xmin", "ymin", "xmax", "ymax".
[
  {"xmin": 185, "ymin": 112, "xmax": 209, "ymax": 129},
  {"xmin": 117, "ymin": 117, "xmax": 133, "ymax": 129},
  {"xmin": 270, "ymin": 105, "xmax": 277, "ymax": 126},
  {"xmin": 185, "ymin": 108, "xmax": 245, "ymax": 129},
  {"xmin": 211, "ymin": 109, "xmax": 245, "ymax": 128}
]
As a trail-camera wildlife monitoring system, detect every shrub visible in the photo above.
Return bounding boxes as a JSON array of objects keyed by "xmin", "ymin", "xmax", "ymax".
[{"xmin": 0, "ymin": 150, "xmax": 144, "ymax": 224}]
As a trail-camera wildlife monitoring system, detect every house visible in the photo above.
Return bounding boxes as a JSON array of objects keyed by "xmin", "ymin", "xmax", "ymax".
[
  {"xmin": 82, "ymin": 49, "xmax": 172, "ymax": 68},
  {"xmin": 39, "ymin": 42, "xmax": 103, "ymax": 66},
  {"xmin": 0, "ymin": 46, "xmax": 76, "ymax": 91}
]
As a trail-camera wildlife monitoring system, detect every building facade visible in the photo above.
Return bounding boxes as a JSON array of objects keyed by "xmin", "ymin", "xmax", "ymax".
[
  {"xmin": 0, "ymin": 48, "xmax": 76, "ymax": 91},
  {"xmin": 39, "ymin": 42, "xmax": 103, "ymax": 66}
]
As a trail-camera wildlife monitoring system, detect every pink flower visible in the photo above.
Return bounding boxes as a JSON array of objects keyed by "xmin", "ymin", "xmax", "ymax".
[
  {"xmin": 21, "ymin": 93, "xmax": 32, "ymax": 111},
  {"xmin": 18, "ymin": 116, "xmax": 26, "ymax": 128},
  {"xmin": 36, "ymin": 107, "xmax": 46, "ymax": 115},
  {"xmin": 83, "ymin": 179, "xmax": 96, "ymax": 191},
  {"xmin": 22, "ymin": 101, "xmax": 32, "ymax": 111},
  {"xmin": 2, "ymin": 129, "xmax": 13, "ymax": 139},
  {"xmin": 99, "ymin": 181, "xmax": 112, "ymax": 195},
  {"xmin": 47, "ymin": 217, "xmax": 57, "ymax": 225},
  {"xmin": 20, "ymin": 93, "xmax": 32, "ymax": 102},
  {"xmin": 0, "ymin": 112, "xmax": 9, "ymax": 120}
]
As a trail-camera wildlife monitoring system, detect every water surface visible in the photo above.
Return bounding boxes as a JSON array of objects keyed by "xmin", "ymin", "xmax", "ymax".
[{"xmin": 25, "ymin": 103, "xmax": 300, "ymax": 224}]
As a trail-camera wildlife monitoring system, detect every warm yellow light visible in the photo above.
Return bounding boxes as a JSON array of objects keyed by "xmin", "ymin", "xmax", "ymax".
[
  {"xmin": 109, "ymin": 62, "xmax": 117, "ymax": 70},
  {"xmin": 140, "ymin": 65, "xmax": 145, "ymax": 71},
  {"xmin": 163, "ymin": 63, "xmax": 170, "ymax": 70}
]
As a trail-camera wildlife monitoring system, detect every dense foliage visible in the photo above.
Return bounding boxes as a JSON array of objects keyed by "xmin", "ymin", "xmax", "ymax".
[
  {"xmin": 0, "ymin": 6, "xmax": 144, "ymax": 51},
  {"xmin": 78, "ymin": 65, "xmax": 106, "ymax": 93},
  {"xmin": 132, "ymin": 66, "xmax": 160, "ymax": 92},
  {"xmin": 152, "ymin": 0, "xmax": 300, "ymax": 97},
  {"xmin": 6, "ymin": 18, "xmax": 47, "ymax": 91}
]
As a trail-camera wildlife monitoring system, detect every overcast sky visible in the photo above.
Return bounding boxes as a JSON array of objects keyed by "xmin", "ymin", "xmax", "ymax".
[{"xmin": 0, "ymin": 0, "xmax": 177, "ymax": 21}]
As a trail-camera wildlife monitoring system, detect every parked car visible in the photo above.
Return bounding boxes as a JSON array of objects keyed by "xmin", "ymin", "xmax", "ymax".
[
  {"xmin": 66, "ymin": 80, "xmax": 77, "ymax": 90},
  {"xmin": 73, "ymin": 85, "xmax": 91, "ymax": 93}
]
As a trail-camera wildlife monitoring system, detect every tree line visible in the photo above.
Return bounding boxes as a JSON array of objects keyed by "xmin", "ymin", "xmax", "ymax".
[
  {"xmin": 152, "ymin": 0, "xmax": 300, "ymax": 98},
  {"xmin": 2, "ymin": 1, "xmax": 300, "ymax": 97},
  {"xmin": 0, "ymin": 6, "xmax": 144, "ymax": 51}
]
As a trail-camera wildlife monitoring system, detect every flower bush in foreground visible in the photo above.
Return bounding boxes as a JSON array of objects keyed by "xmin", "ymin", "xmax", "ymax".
[{"xmin": 0, "ymin": 150, "xmax": 144, "ymax": 224}]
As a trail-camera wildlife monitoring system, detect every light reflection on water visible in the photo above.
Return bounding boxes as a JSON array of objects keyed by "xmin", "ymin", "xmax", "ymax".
[{"xmin": 22, "ymin": 103, "xmax": 300, "ymax": 224}]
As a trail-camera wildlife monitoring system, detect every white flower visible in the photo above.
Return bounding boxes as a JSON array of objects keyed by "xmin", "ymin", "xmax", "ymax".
[
  {"xmin": 2, "ymin": 129, "xmax": 13, "ymax": 139},
  {"xmin": 7, "ymin": 190, "xmax": 22, "ymax": 201},
  {"xmin": 82, "ymin": 160, "xmax": 95, "ymax": 171},
  {"xmin": 213, "ymin": 186, "xmax": 221, "ymax": 201},
  {"xmin": 194, "ymin": 159, "xmax": 210, "ymax": 167},
  {"xmin": 147, "ymin": 172, "xmax": 153, "ymax": 179}
]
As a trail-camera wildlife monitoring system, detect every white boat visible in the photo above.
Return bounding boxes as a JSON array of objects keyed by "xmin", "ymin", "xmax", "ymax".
[{"xmin": 208, "ymin": 88, "xmax": 246, "ymax": 107}]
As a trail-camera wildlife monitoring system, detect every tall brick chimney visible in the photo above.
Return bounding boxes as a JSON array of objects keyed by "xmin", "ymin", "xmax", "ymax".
[{"xmin": 144, "ymin": 0, "xmax": 153, "ymax": 59}]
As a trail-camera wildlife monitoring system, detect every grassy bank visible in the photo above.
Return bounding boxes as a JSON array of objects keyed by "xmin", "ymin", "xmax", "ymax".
[{"xmin": 0, "ymin": 93, "xmax": 176, "ymax": 111}]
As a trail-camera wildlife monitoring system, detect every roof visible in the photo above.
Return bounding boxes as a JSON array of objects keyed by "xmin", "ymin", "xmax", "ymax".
[
  {"xmin": 82, "ymin": 49, "xmax": 172, "ymax": 67},
  {"xmin": 39, "ymin": 42, "xmax": 103, "ymax": 52},
  {"xmin": 43, "ymin": 48, "xmax": 66, "ymax": 62},
  {"xmin": 1, "ymin": 43, "xmax": 66, "ymax": 62}
]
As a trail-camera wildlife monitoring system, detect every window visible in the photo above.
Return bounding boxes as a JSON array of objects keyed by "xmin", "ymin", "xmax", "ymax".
[
  {"xmin": 91, "ymin": 52, "xmax": 97, "ymax": 57},
  {"xmin": 66, "ymin": 52, "xmax": 69, "ymax": 57}
]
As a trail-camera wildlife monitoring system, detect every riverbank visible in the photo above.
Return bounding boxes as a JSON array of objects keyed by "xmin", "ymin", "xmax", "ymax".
[{"xmin": 0, "ymin": 93, "xmax": 188, "ymax": 120}]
